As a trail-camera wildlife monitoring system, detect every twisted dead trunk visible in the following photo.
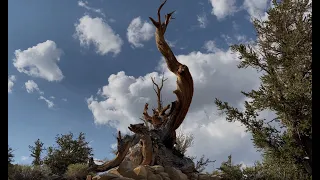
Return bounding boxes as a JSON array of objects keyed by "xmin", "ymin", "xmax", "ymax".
[{"xmin": 88, "ymin": 0, "xmax": 195, "ymax": 174}]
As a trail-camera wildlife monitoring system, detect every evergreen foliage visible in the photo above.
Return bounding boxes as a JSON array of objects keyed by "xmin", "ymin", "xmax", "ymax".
[
  {"xmin": 43, "ymin": 132, "xmax": 93, "ymax": 175},
  {"xmin": 215, "ymin": 0, "xmax": 312, "ymax": 177}
]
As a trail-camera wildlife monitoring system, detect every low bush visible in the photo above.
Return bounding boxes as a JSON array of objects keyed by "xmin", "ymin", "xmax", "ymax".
[
  {"xmin": 9, "ymin": 164, "xmax": 52, "ymax": 180},
  {"xmin": 64, "ymin": 163, "xmax": 94, "ymax": 180}
]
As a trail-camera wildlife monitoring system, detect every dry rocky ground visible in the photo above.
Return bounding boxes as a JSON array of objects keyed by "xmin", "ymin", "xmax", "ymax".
[{"xmin": 86, "ymin": 160, "xmax": 222, "ymax": 180}]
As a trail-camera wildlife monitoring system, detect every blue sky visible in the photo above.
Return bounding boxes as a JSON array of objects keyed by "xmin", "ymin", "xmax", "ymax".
[{"xmin": 9, "ymin": 0, "xmax": 273, "ymax": 170}]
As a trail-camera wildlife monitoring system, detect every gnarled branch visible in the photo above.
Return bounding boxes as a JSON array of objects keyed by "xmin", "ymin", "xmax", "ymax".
[
  {"xmin": 88, "ymin": 132, "xmax": 140, "ymax": 172},
  {"xmin": 151, "ymin": 75, "xmax": 168, "ymax": 111},
  {"xmin": 143, "ymin": 103, "xmax": 153, "ymax": 123},
  {"xmin": 149, "ymin": 0, "xmax": 194, "ymax": 133}
]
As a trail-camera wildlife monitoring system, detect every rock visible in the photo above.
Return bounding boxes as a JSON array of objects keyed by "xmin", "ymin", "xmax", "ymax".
[
  {"xmin": 112, "ymin": 177, "xmax": 135, "ymax": 180},
  {"xmin": 150, "ymin": 165, "xmax": 164, "ymax": 174},
  {"xmin": 133, "ymin": 165, "xmax": 148, "ymax": 179},
  {"xmin": 147, "ymin": 173, "xmax": 163, "ymax": 180},
  {"xmin": 92, "ymin": 173, "xmax": 120, "ymax": 180},
  {"xmin": 186, "ymin": 173, "xmax": 198, "ymax": 180},
  {"xmin": 164, "ymin": 166, "xmax": 188, "ymax": 180},
  {"xmin": 176, "ymin": 169, "xmax": 188, "ymax": 180},
  {"xmin": 92, "ymin": 175, "xmax": 100, "ymax": 180},
  {"xmin": 118, "ymin": 165, "xmax": 148, "ymax": 180},
  {"xmin": 198, "ymin": 174, "xmax": 220, "ymax": 180},
  {"xmin": 119, "ymin": 160, "xmax": 134, "ymax": 174},
  {"xmin": 159, "ymin": 172, "xmax": 170, "ymax": 180},
  {"xmin": 92, "ymin": 163, "xmax": 222, "ymax": 180},
  {"xmin": 210, "ymin": 175, "xmax": 222, "ymax": 180},
  {"xmin": 119, "ymin": 170, "xmax": 139, "ymax": 179},
  {"xmin": 108, "ymin": 168, "xmax": 122, "ymax": 176}
]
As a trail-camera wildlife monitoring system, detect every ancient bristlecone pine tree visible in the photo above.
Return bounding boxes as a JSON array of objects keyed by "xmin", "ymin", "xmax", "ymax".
[{"xmin": 89, "ymin": 0, "xmax": 195, "ymax": 174}]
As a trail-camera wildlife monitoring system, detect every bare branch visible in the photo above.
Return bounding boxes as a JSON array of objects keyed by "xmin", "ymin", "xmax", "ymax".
[
  {"xmin": 195, "ymin": 155, "xmax": 216, "ymax": 173},
  {"xmin": 163, "ymin": 11, "xmax": 175, "ymax": 33},
  {"xmin": 149, "ymin": 0, "xmax": 176, "ymax": 34},
  {"xmin": 159, "ymin": 72, "xmax": 168, "ymax": 90},
  {"xmin": 158, "ymin": 0, "xmax": 167, "ymax": 23},
  {"xmin": 151, "ymin": 76, "xmax": 168, "ymax": 112},
  {"xmin": 151, "ymin": 77, "xmax": 159, "ymax": 98}
]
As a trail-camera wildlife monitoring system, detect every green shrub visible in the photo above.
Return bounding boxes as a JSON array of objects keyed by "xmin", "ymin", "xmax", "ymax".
[
  {"xmin": 44, "ymin": 132, "xmax": 93, "ymax": 175},
  {"xmin": 9, "ymin": 164, "xmax": 52, "ymax": 180},
  {"xmin": 64, "ymin": 163, "xmax": 94, "ymax": 180}
]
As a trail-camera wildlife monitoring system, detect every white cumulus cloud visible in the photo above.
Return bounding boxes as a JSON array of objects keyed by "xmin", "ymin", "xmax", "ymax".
[
  {"xmin": 87, "ymin": 43, "xmax": 263, "ymax": 167},
  {"xmin": 203, "ymin": 40, "xmax": 219, "ymax": 53},
  {"xmin": 21, "ymin": 156, "xmax": 30, "ymax": 161},
  {"xmin": 39, "ymin": 96, "xmax": 54, "ymax": 109},
  {"xmin": 25, "ymin": 80, "xmax": 44, "ymax": 94},
  {"xmin": 78, "ymin": 1, "xmax": 105, "ymax": 17},
  {"xmin": 127, "ymin": 17, "xmax": 154, "ymax": 48},
  {"xmin": 74, "ymin": 15, "xmax": 123, "ymax": 56},
  {"xmin": 209, "ymin": 0, "xmax": 238, "ymax": 20},
  {"xmin": 243, "ymin": 0, "xmax": 270, "ymax": 21},
  {"xmin": 232, "ymin": 21, "xmax": 239, "ymax": 31},
  {"xmin": 166, "ymin": 39, "xmax": 177, "ymax": 48},
  {"xmin": 13, "ymin": 40, "xmax": 64, "ymax": 82},
  {"xmin": 197, "ymin": 13, "xmax": 208, "ymax": 28},
  {"xmin": 8, "ymin": 75, "xmax": 16, "ymax": 93}
]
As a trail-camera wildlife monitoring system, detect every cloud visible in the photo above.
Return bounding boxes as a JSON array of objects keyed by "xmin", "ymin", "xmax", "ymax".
[
  {"xmin": 24, "ymin": 80, "xmax": 57, "ymax": 109},
  {"xmin": 197, "ymin": 13, "xmax": 208, "ymax": 28},
  {"xmin": 78, "ymin": 1, "xmax": 105, "ymax": 17},
  {"xmin": 87, "ymin": 42, "xmax": 263, "ymax": 167},
  {"xmin": 13, "ymin": 40, "xmax": 64, "ymax": 82},
  {"xmin": 243, "ymin": 0, "xmax": 270, "ymax": 21},
  {"xmin": 74, "ymin": 15, "xmax": 123, "ymax": 56},
  {"xmin": 203, "ymin": 40, "xmax": 219, "ymax": 53},
  {"xmin": 8, "ymin": 75, "xmax": 16, "ymax": 93},
  {"xmin": 25, "ymin": 80, "xmax": 44, "ymax": 94},
  {"xmin": 235, "ymin": 35, "xmax": 247, "ymax": 42},
  {"xmin": 221, "ymin": 34, "xmax": 233, "ymax": 46},
  {"xmin": 232, "ymin": 21, "xmax": 239, "ymax": 31},
  {"xmin": 127, "ymin": 17, "xmax": 154, "ymax": 48},
  {"xmin": 221, "ymin": 33, "xmax": 253, "ymax": 46},
  {"xmin": 39, "ymin": 96, "xmax": 54, "ymax": 109},
  {"xmin": 166, "ymin": 39, "xmax": 177, "ymax": 48},
  {"xmin": 21, "ymin": 156, "xmax": 30, "ymax": 161},
  {"xmin": 94, "ymin": 159, "xmax": 104, "ymax": 165},
  {"xmin": 111, "ymin": 143, "xmax": 117, "ymax": 150},
  {"xmin": 62, "ymin": 98, "xmax": 67, "ymax": 102},
  {"xmin": 209, "ymin": 0, "xmax": 238, "ymax": 20}
]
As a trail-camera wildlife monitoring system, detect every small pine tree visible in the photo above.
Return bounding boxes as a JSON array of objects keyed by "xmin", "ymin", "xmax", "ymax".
[
  {"xmin": 8, "ymin": 146, "xmax": 15, "ymax": 179},
  {"xmin": 218, "ymin": 155, "xmax": 243, "ymax": 180},
  {"xmin": 29, "ymin": 139, "xmax": 45, "ymax": 166},
  {"xmin": 44, "ymin": 132, "xmax": 93, "ymax": 175},
  {"xmin": 8, "ymin": 146, "xmax": 14, "ymax": 165}
]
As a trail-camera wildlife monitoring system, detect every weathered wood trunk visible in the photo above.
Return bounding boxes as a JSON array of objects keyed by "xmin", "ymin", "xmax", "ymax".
[{"xmin": 88, "ymin": 0, "xmax": 195, "ymax": 174}]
